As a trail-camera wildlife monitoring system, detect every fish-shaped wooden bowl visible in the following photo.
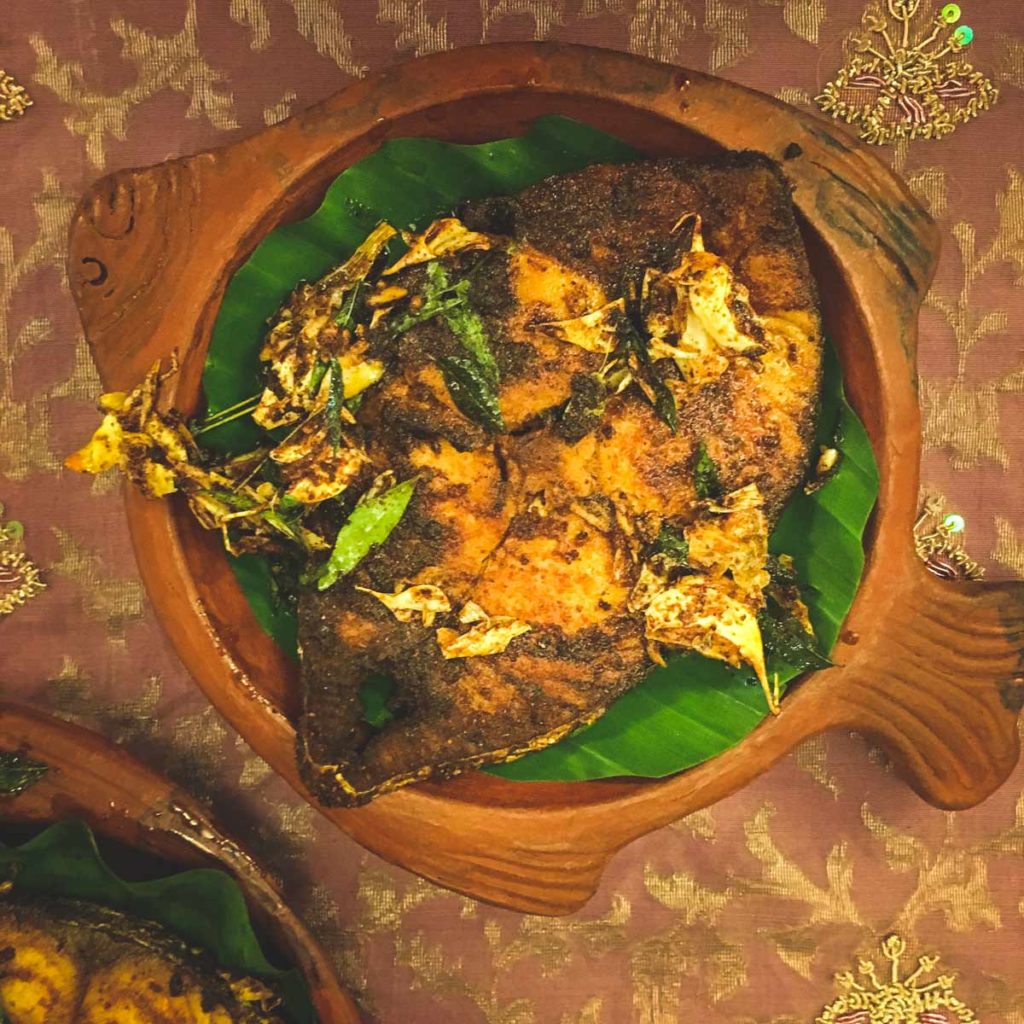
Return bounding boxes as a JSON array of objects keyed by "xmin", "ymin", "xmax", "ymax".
[
  {"xmin": 66, "ymin": 43, "xmax": 1024, "ymax": 916},
  {"xmin": 0, "ymin": 702, "xmax": 361, "ymax": 1021}
]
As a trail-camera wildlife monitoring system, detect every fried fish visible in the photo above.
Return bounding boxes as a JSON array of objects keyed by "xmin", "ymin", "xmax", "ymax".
[
  {"xmin": 0, "ymin": 897, "xmax": 284, "ymax": 1024},
  {"xmin": 297, "ymin": 153, "xmax": 823, "ymax": 806}
]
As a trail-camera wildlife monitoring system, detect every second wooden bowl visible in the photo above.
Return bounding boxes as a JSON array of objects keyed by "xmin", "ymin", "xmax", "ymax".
[
  {"xmin": 0, "ymin": 702, "xmax": 361, "ymax": 1022},
  {"xmin": 66, "ymin": 43, "xmax": 1024, "ymax": 915}
]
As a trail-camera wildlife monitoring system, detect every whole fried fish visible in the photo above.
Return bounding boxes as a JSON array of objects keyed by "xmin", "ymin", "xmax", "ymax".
[
  {"xmin": 298, "ymin": 153, "xmax": 823, "ymax": 805},
  {"xmin": 0, "ymin": 897, "xmax": 284, "ymax": 1024}
]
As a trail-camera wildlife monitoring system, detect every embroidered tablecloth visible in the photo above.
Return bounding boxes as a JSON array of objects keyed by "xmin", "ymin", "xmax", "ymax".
[{"xmin": 1, "ymin": 1, "xmax": 1022, "ymax": 1020}]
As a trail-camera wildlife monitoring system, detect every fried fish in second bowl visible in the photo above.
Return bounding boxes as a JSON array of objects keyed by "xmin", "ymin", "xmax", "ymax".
[{"xmin": 0, "ymin": 897, "xmax": 284, "ymax": 1024}]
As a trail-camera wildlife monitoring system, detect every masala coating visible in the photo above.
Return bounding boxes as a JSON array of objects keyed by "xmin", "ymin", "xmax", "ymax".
[{"xmin": 298, "ymin": 153, "xmax": 823, "ymax": 806}]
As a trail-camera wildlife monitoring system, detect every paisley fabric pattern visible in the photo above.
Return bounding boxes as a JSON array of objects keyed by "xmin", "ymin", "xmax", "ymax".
[{"xmin": 0, "ymin": 2, "xmax": 1021, "ymax": 1021}]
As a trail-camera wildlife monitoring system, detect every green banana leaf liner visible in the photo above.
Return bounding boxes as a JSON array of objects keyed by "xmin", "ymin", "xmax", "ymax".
[
  {"xmin": 0, "ymin": 820, "xmax": 314, "ymax": 1024},
  {"xmin": 201, "ymin": 115, "xmax": 878, "ymax": 784}
]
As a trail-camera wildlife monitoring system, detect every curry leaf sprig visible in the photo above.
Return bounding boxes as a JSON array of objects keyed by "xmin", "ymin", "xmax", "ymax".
[
  {"xmin": 610, "ymin": 308, "xmax": 679, "ymax": 434},
  {"xmin": 649, "ymin": 524, "xmax": 689, "ymax": 568},
  {"xmin": 325, "ymin": 358, "xmax": 345, "ymax": 452},
  {"xmin": 313, "ymin": 477, "xmax": 418, "ymax": 591},
  {"xmin": 419, "ymin": 261, "xmax": 505, "ymax": 433},
  {"xmin": 693, "ymin": 441, "xmax": 723, "ymax": 500}
]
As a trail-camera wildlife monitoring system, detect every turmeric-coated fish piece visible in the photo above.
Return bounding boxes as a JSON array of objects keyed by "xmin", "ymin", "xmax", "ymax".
[{"xmin": 0, "ymin": 898, "xmax": 284, "ymax": 1024}]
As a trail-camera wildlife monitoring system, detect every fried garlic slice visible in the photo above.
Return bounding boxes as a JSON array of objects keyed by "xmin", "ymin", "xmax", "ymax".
[
  {"xmin": 255, "ymin": 223, "xmax": 396, "ymax": 429},
  {"xmin": 686, "ymin": 484, "xmax": 770, "ymax": 597},
  {"xmin": 531, "ymin": 297, "xmax": 626, "ymax": 354},
  {"xmin": 382, "ymin": 218, "xmax": 497, "ymax": 276},
  {"xmin": 437, "ymin": 602, "xmax": 531, "ymax": 659},
  {"xmin": 65, "ymin": 361, "xmax": 193, "ymax": 500},
  {"xmin": 645, "ymin": 575, "xmax": 776, "ymax": 714},
  {"xmin": 356, "ymin": 583, "xmax": 451, "ymax": 627},
  {"xmin": 642, "ymin": 214, "xmax": 766, "ymax": 386}
]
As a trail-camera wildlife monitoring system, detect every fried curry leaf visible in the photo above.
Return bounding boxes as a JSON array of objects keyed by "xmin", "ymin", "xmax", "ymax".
[
  {"xmin": 0, "ymin": 820, "xmax": 314, "ymax": 1024},
  {"xmin": 333, "ymin": 279, "xmax": 364, "ymax": 328},
  {"xmin": 758, "ymin": 598, "xmax": 832, "ymax": 671},
  {"xmin": 325, "ymin": 358, "xmax": 344, "ymax": 452},
  {"xmin": 315, "ymin": 477, "xmax": 417, "ymax": 590},
  {"xmin": 419, "ymin": 260, "xmax": 504, "ymax": 425},
  {"xmin": 614, "ymin": 308, "xmax": 648, "ymax": 364},
  {"xmin": 427, "ymin": 264, "xmax": 500, "ymax": 386},
  {"xmin": 651, "ymin": 376, "xmax": 678, "ymax": 433},
  {"xmin": 308, "ymin": 360, "xmax": 328, "ymax": 396},
  {"xmin": 611, "ymin": 309, "xmax": 677, "ymax": 431},
  {"xmin": 0, "ymin": 752, "xmax": 49, "ymax": 796},
  {"xmin": 649, "ymin": 524, "xmax": 689, "ymax": 567},
  {"xmin": 559, "ymin": 373, "xmax": 607, "ymax": 443},
  {"xmin": 387, "ymin": 288, "xmax": 467, "ymax": 336},
  {"xmin": 438, "ymin": 354, "xmax": 506, "ymax": 433},
  {"xmin": 693, "ymin": 441, "xmax": 723, "ymax": 500}
]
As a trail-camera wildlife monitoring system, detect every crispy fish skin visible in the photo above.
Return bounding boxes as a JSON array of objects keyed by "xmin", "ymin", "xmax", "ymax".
[
  {"xmin": 0, "ymin": 898, "xmax": 283, "ymax": 1024},
  {"xmin": 299, "ymin": 153, "xmax": 823, "ymax": 806}
]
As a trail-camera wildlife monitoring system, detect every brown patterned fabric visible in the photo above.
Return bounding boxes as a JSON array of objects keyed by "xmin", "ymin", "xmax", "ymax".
[{"xmin": 1, "ymin": 2, "xmax": 1022, "ymax": 1021}]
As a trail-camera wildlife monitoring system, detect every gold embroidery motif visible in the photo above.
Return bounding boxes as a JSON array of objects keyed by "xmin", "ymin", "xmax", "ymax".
[
  {"xmin": 769, "ymin": 0, "xmax": 827, "ymax": 45},
  {"xmin": 627, "ymin": 0, "xmax": 696, "ymax": 61},
  {"xmin": 992, "ymin": 516, "xmax": 1024, "ymax": 576},
  {"xmin": 817, "ymin": 935, "xmax": 978, "ymax": 1023},
  {"xmin": 920, "ymin": 167, "xmax": 1024, "ymax": 469},
  {"xmin": 794, "ymin": 735, "xmax": 841, "ymax": 797},
  {"xmin": 30, "ymin": 1, "xmax": 238, "ymax": 169},
  {"xmin": 0, "ymin": 69, "xmax": 32, "ymax": 122},
  {"xmin": 230, "ymin": 0, "xmax": 272, "ymax": 50},
  {"xmin": 993, "ymin": 32, "xmax": 1024, "ymax": 88},
  {"xmin": 287, "ymin": 0, "xmax": 366, "ymax": 75},
  {"xmin": 704, "ymin": 0, "xmax": 751, "ymax": 71},
  {"xmin": 0, "ymin": 504, "xmax": 45, "ymax": 616},
  {"xmin": 816, "ymin": 1, "xmax": 999, "ymax": 144},
  {"xmin": 913, "ymin": 495, "xmax": 984, "ymax": 580},
  {"xmin": 49, "ymin": 526, "xmax": 146, "ymax": 645},
  {"xmin": 263, "ymin": 90, "xmax": 298, "ymax": 126},
  {"xmin": 378, "ymin": 0, "xmax": 449, "ymax": 55},
  {"xmin": 480, "ymin": 0, "xmax": 565, "ymax": 41}
]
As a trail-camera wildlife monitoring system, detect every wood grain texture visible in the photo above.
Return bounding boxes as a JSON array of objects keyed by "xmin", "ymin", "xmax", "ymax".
[
  {"xmin": 66, "ymin": 43, "xmax": 1024, "ymax": 915},
  {"xmin": 0, "ymin": 702, "xmax": 362, "ymax": 1023}
]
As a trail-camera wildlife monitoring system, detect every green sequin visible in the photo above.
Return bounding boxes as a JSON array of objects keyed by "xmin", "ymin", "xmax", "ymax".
[{"xmin": 942, "ymin": 513, "xmax": 966, "ymax": 534}]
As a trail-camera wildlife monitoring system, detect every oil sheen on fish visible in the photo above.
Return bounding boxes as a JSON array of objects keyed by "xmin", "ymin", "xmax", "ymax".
[{"xmin": 297, "ymin": 153, "xmax": 823, "ymax": 806}]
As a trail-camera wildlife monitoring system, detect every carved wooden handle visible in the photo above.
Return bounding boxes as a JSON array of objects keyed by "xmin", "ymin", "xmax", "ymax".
[{"xmin": 829, "ymin": 557, "xmax": 1024, "ymax": 808}]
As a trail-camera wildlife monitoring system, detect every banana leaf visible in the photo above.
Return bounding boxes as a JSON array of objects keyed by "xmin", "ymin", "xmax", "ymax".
[
  {"xmin": 0, "ymin": 820, "xmax": 314, "ymax": 1024},
  {"xmin": 201, "ymin": 115, "xmax": 878, "ymax": 782}
]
